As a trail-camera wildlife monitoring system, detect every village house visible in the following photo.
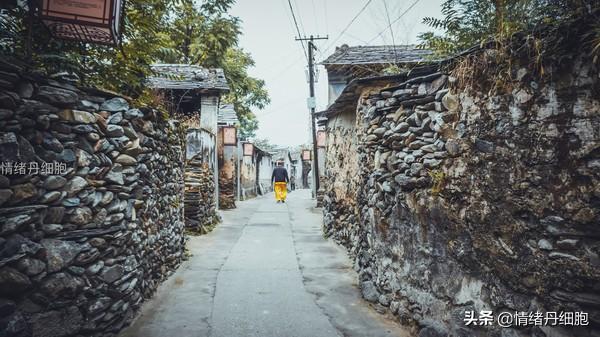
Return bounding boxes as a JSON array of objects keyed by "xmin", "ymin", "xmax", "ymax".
[
  {"xmin": 148, "ymin": 64, "xmax": 229, "ymax": 231},
  {"xmin": 321, "ymin": 44, "xmax": 432, "ymax": 105},
  {"xmin": 239, "ymin": 142, "xmax": 273, "ymax": 199},
  {"xmin": 314, "ymin": 45, "xmax": 433, "ymax": 205},
  {"xmin": 319, "ymin": 46, "xmax": 433, "ymax": 178},
  {"xmin": 271, "ymin": 148, "xmax": 293, "ymax": 172},
  {"xmin": 288, "ymin": 150, "xmax": 303, "ymax": 190},
  {"xmin": 271, "ymin": 148, "xmax": 304, "ymax": 191}
]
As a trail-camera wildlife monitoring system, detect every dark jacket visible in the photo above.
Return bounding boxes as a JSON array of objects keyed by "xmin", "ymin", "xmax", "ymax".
[{"xmin": 271, "ymin": 167, "xmax": 289, "ymax": 183}]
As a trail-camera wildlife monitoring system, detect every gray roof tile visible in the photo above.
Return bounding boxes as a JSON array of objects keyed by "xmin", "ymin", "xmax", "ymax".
[
  {"xmin": 218, "ymin": 104, "xmax": 239, "ymax": 125},
  {"xmin": 148, "ymin": 64, "xmax": 229, "ymax": 91},
  {"xmin": 322, "ymin": 45, "xmax": 432, "ymax": 65}
]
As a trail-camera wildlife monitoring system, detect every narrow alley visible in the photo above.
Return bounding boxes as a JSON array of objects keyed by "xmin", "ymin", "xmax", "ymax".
[
  {"xmin": 120, "ymin": 190, "xmax": 409, "ymax": 337},
  {"xmin": 1, "ymin": 1, "xmax": 599, "ymax": 337}
]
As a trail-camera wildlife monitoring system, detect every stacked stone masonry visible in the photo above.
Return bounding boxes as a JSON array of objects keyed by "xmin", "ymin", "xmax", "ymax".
[
  {"xmin": 0, "ymin": 59, "xmax": 186, "ymax": 337},
  {"xmin": 323, "ymin": 38, "xmax": 600, "ymax": 336},
  {"xmin": 184, "ymin": 158, "xmax": 219, "ymax": 233},
  {"xmin": 218, "ymin": 175, "xmax": 236, "ymax": 210}
]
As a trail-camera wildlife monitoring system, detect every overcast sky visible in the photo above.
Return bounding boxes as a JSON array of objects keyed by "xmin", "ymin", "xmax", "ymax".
[{"xmin": 229, "ymin": 0, "xmax": 444, "ymax": 147}]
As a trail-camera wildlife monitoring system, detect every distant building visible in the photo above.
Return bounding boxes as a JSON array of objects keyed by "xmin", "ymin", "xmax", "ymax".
[
  {"xmin": 289, "ymin": 150, "xmax": 302, "ymax": 190},
  {"xmin": 271, "ymin": 148, "xmax": 293, "ymax": 173},
  {"xmin": 240, "ymin": 143, "xmax": 273, "ymax": 200}
]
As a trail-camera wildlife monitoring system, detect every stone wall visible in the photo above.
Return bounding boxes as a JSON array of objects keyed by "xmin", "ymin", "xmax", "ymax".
[
  {"xmin": 184, "ymin": 129, "xmax": 219, "ymax": 230},
  {"xmin": 240, "ymin": 153, "xmax": 258, "ymax": 199},
  {"xmin": 323, "ymin": 34, "xmax": 600, "ymax": 336},
  {"xmin": 0, "ymin": 60, "xmax": 186, "ymax": 337},
  {"xmin": 323, "ymin": 109, "xmax": 361, "ymax": 248},
  {"xmin": 184, "ymin": 157, "xmax": 219, "ymax": 233},
  {"xmin": 218, "ymin": 174, "xmax": 236, "ymax": 209}
]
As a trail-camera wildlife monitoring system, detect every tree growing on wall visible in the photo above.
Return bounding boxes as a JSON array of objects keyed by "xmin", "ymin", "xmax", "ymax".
[{"xmin": 418, "ymin": 0, "xmax": 600, "ymax": 57}]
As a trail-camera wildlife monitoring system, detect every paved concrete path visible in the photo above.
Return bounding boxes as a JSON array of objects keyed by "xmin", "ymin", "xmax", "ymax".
[{"xmin": 120, "ymin": 189, "xmax": 410, "ymax": 337}]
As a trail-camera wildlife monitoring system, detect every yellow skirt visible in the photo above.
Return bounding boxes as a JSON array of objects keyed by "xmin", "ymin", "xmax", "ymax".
[{"xmin": 274, "ymin": 182, "xmax": 287, "ymax": 201}]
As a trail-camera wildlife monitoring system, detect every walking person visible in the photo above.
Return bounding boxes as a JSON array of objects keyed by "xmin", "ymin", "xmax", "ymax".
[{"xmin": 272, "ymin": 161, "xmax": 289, "ymax": 203}]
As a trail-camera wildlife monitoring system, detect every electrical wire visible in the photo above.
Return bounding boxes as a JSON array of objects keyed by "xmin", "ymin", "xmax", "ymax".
[
  {"xmin": 292, "ymin": 0, "xmax": 307, "ymax": 38},
  {"xmin": 320, "ymin": 0, "xmax": 375, "ymax": 58},
  {"xmin": 342, "ymin": 31, "xmax": 370, "ymax": 45},
  {"xmin": 287, "ymin": 0, "xmax": 308, "ymax": 61},
  {"xmin": 255, "ymin": 96, "xmax": 307, "ymax": 117},
  {"xmin": 382, "ymin": 0, "xmax": 398, "ymax": 63},
  {"xmin": 311, "ymin": 0, "xmax": 320, "ymax": 33},
  {"xmin": 323, "ymin": 0, "xmax": 329, "ymax": 38},
  {"xmin": 264, "ymin": 53, "xmax": 306, "ymax": 82},
  {"xmin": 367, "ymin": 0, "xmax": 420, "ymax": 45}
]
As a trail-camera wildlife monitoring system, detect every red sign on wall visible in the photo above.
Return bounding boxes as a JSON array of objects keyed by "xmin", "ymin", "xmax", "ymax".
[
  {"xmin": 40, "ymin": 0, "xmax": 123, "ymax": 45},
  {"xmin": 302, "ymin": 150, "xmax": 311, "ymax": 161},
  {"xmin": 317, "ymin": 131, "xmax": 326, "ymax": 148},
  {"xmin": 223, "ymin": 126, "xmax": 237, "ymax": 146},
  {"xmin": 243, "ymin": 143, "xmax": 254, "ymax": 156}
]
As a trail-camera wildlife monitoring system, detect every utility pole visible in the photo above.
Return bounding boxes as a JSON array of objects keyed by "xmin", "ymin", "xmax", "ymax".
[{"xmin": 295, "ymin": 35, "xmax": 328, "ymax": 198}]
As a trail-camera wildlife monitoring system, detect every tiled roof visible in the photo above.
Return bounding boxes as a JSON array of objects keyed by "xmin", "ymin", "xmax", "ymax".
[
  {"xmin": 253, "ymin": 144, "xmax": 272, "ymax": 156},
  {"xmin": 289, "ymin": 151, "xmax": 301, "ymax": 161},
  {"xmin": 148, "ymin": 64, "xmax": 229, "ymax": 92},
  {"xmin": 325, "ymin": 63, "xmax": 442, "ymax": 118},
  {"xmin": 322, "ymin": 45, "xmax": 432, "ymax": 65},
  {"xmin": 269, "ymin": 148, "xmax": 289, "ymax": 161},
  {"xmin": 218, "ymin": 104, "xmax": 239, "ymax": 125}
]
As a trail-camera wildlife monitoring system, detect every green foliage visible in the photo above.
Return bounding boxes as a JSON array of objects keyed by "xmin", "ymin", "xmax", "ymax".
[
  {"xmin": 220, "ymin": 48, "xmax": 270, "ymax": 139},
  {"xmin": 584, "ymin": 21, "xmax": 600, "ymax": 62},
  {"xmin": 252, "ymin": 138, "xmax": 279, "ymax": 152},
  {"xmin": 161, "ymin": 0, "xmax": 240, "ymax": 65},
  {"xmin": 428, "ymin": 170, "xmax": 445, "ymax": 196},
  {"xmin": 1, "ymin": 3, "xmax": 85, "ymax": 76},
  {"xmin": 161, "ymin": 0, "xmax": 269, "ymax": 137},
  {"xmin": 88, "ymin": 0, "xmax": 174, "ymax": 95},
  {"xmin": 238, "ymin": 114, "xmax": 260, "ymax": 139},
  {"xmin": 381, "ymin": 64, "xmax": 402, "ymax": 75},
  {"xmin": 150, "ymin": 0, "xmax": 270, "ymax": 137},
  {"xmin": 1, "ymin": 0, "xmax": 174, "ymax": 96},
  {"xmin": 418, "ymin": 0, "xmax": 599, "ymax": 57}
]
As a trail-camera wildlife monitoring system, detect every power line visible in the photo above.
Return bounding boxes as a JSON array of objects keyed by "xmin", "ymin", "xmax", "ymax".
[
  {"xmin": 287, "ymin": 0, "xmax": 308, "ymax": 61},
  {"xmin": 367, "ymin": 0, "xmax": 420, "ymax": 45},
  {"xmin": 295, "ymin": 35, "xmax": 328, "ymax": 197},
  {"xmin": 292, "ymin": 0, "xmax": 307, "ymax": 38},
  {"xmin": 320, "ymin": 0, "xmax": 375, "ymax": 58},
  {"xmin": 323, "ymin": 0, "xmax": 329, "ymax": 37},
  {"xmin": 263, "ymin": 53, "xmax": 306, "ymax": 82},
  {"xmin": 255, "ymin": 96, "xmax": 306, "ymax": 117},
  {"xmin": 382, "ymin": 0, "xmax": 398, "ymax": 63},
  {"xmin": 342, "ymin": 31, "xmax": 370, "ymax": 45},
  {"xmin": 311, "ymin": 0, "xmax": 320, "ymax": 33}
]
